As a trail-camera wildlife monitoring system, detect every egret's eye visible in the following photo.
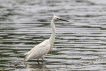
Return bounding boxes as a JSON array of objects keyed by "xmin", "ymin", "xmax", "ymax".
[{"xmin": 57, "ymin": 18, "xmax": 59, "ymax": 20}]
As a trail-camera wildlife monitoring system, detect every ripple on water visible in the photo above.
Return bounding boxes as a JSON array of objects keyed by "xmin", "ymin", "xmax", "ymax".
[{"xmin": 1, "ymin": 0, "xmax": 106, "ymax": 71}]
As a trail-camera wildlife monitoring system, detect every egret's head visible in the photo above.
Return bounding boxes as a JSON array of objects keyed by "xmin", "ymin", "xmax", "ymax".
[{"xmin": 53, "ymin": 15, "xmax": 68, "ymax": 22}]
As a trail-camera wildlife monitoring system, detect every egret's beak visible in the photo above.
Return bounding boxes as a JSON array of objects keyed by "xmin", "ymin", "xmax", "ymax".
[{"xmin": 59, "ymin": 19, "xmax": 69, "ymax": 22}]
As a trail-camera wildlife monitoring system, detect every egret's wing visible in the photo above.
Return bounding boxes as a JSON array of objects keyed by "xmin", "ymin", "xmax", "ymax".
[
  {"xmin": 26, "ymin": 39, "xmax": 49, "ymax": 55},
  {"xmin": 24, "ymin": 39, "xmax": 50, "ymax": 61}
]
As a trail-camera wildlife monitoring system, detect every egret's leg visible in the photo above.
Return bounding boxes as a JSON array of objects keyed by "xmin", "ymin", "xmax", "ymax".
[
  {"xmin": 37, "ymin": 58, "xmax": 39, "ymax": 62},
  {"xmin": 37, "ymin": 58, "xmax": 39, "ymax": 64},
  {"xmin": 42, "ymin": 57, "xmax": 44, "ymax": 61},
  {"xmin": 42, "ymin": 57, "xmax": 44, "ymax": 64}
]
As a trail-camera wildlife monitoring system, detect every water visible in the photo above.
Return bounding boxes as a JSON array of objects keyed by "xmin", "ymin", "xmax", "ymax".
[{"xmin": 0, "ymin": 0, "xmax": 106, "ymax": 71}]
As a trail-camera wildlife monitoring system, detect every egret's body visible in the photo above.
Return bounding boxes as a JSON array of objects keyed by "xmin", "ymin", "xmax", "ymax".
[{"xmin": 24, "ymin": 15, "xmax": 68, "ymax": 61}]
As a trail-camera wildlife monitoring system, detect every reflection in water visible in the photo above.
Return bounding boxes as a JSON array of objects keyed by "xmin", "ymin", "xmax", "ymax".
[{"xmin": 25, "ymin": 62, "xmax": 51, "ymax": 71}]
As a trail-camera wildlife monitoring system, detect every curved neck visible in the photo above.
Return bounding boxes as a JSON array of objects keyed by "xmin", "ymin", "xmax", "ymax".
[{"xmin": 49, "ymin": 19, "xmax": 55, "ymax": 51}]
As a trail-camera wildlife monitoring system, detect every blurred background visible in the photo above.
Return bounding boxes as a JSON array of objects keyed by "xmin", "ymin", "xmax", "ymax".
[{"xmin": 0, "ymin": 0, "xmax": 106, "ymax": 71}]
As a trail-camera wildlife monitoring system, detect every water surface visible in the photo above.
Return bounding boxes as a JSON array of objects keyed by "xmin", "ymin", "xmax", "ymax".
[{"xmin": 0, "ymin": 0, "xmax": 106, "ymax": 71}]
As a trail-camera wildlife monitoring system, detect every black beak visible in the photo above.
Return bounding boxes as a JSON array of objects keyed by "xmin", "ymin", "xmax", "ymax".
[{"xmin": 59, "ymin": 19, "xmax": 69, "ymax": 22}]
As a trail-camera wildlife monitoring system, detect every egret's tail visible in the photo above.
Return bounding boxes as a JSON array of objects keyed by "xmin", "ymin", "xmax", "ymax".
[
  {"xmin": 24, "ymin": 55, "xmax": 29, "ymax": 61},
  {"xmin": 24, "ymin": 52, "xmax": 30, "ymax": 61},
  {"xmin": 24, "ymin": 55, "xmax": 30, "ymax": 61}
]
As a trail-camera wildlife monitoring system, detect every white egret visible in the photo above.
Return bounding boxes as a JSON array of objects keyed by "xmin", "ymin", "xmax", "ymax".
[{"xmin": 24, "ymin": 15, "xmax": 68, "ymax": 62}]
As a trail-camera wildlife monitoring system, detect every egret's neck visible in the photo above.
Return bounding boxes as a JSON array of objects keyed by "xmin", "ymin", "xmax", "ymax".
[{"xmin": 49, "ymin": 19, "xmax": 55, "ymax": 51}]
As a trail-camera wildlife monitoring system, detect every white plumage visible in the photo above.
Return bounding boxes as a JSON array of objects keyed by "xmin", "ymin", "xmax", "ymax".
[
  {"xmin": 25, "ymin": 39, "xmax": 50, "ymax": 61},
  {"xmin": 24, "ymin": 15, "xmax": 68, "ymax": 61}
]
